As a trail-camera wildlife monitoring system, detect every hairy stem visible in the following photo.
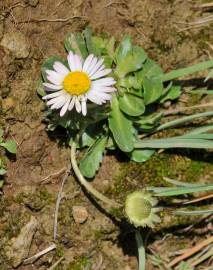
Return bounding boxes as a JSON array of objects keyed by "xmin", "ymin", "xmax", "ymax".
[{"xmin": 70, "ymin": 141, "xmax": 121, "ymax": 208}]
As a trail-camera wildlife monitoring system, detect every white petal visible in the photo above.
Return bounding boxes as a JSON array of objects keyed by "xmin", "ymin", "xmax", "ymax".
[
  {"xmin": 96, "ymin": 92, "xmax": 112, "ymax": 100},
  {"xmin": 42, "ymin": 90, "xmax": 63, "ymax": 100},
  {"xmin": 75, "ymin": 97, "xmax": 81, "ymax": 113},
  {"xmin": 86, "ymin": 56, "xmax": 98, "ymax": 75},
  {"xmin": 51, "ymin": 100, "xmax": 66, "ymax": 110},
  {"xmin": 92, "ymin": 77, "xmax": 116, "ymax": 87},
  {"xmin": 100, "ymin": 86, "xmax": 116, "ymax": 93},
  {"xmin": 87, "ymin": 92, "xmax": 104, "ymax": 104},
  {"xmin": 83, "ymin": 54, "xmax": 94, "ymax": 72},
  {"xmin": 60, "ymin": 96, "xmax": 71, "ymax": 116},
  {"xmin": 47, "ymin": 73, "xmax": 64, "ymax": 85},
  {"xmin": 43, "ymin": 83, "xmax": 62, "ymax": 91},
  {"xmin": 68, "ymin": 97, "xmax": 75, "ymax": 111},
  {"xmin": 90, "ymin": 69, "xmax": 111, "ymax": 80},
  {"xmin": 46, "ymin": 70, "xmax": 64, "ymax": 81},
  {"xmin": 81, "ymin": 99, "xmax": 87, "ymax": 116},
  {"xmin": 88, "ymin": 58, "xmax": 104, "ymax": 76},
  {"xmin": 46, "ymin": 95, "xmax": 64, "ymax": 106},
  {"xmin": 53, "ymin": 62, "xmax": 70, "ymax": 76},
  {"xmin": 67, "ymin": 51, "xmax": 76, "ymax": 71},
  {"xmin": 74, "ymin": 55, "xmax": 83, "ymax": 71}
]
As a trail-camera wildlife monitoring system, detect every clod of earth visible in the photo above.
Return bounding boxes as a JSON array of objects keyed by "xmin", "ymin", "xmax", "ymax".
[
  {"xmin": 0, "ymin": 32, "xmax": 30, "ymax": 59},
  {"xmin": 5, "ymin": 215, "xmax": 38, "ymax": 268}
]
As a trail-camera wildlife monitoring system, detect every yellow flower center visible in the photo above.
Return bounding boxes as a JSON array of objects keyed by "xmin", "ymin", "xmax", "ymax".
[{"xmin": 63, "ymin": 71, "xmax": 91, "ymax": 95}]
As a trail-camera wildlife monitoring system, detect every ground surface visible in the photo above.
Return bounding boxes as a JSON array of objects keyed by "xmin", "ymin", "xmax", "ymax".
[{"xmin": 0, "ymin": 0, "xmax": 213, "ymax": 269}]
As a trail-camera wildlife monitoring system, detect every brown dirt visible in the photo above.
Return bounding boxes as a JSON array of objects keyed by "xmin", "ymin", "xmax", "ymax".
[{"xmin": 0, "ymin": 0, "xmax": 213, "ymax": 269}]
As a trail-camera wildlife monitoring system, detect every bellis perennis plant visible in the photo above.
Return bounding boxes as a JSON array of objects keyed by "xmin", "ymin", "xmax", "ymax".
[{"xmin": 38, "ymin": 28, "xmax": 213, "ymax": 210}]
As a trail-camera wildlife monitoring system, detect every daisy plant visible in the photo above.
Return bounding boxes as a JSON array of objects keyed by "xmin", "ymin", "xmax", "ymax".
[{"xmin": 38, "ymin": 28, "xmax": 213, "ymax": 210}]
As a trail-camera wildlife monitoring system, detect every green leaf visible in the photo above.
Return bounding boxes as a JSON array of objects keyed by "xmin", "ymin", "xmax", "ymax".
[
  {"xmin": 119, "ymin": 74, "xmax": 142, "ymax": 90},
  {"xmin": 139, "ymin": 58, "xmax": 163, "ymax": 79},
  {"xmin": 143, "ymin": 77, "xmax": 163, "ymax": 105},
  {"xmin": 128, "ymin": 149, "xmax": 155, "ymax": 162},
  {"xmin": 186, "ymin": 124, "xmax": 213, "ymax": 135},
  {"xmin": 134, "ymin": 136, "xmax": 213, "ymax": 149},
  {"xmin": 115, "ymin": 36, "xmax": 132, "ymax": 62},
  {"xmin": 160, "ymin": 85, "xmax": 181, "ymax": 103},
  {"xmin": 0, "ymin": 168, "xmax": 6, "ymax": 175},
  {"xmin": 153, "ymin": 184, "xmax": 213, "ymax": 197},
  {"xmin": 135, "ymin": 112, "xmax": 163, "ymax": 131},
  {"xmin": 36, "ymin": 78, "xmax": 46, "ymax": 97},
  {"xmin": 109, "ymin": 95, "xmax": 135, "ymax": 152},
  {"xmin": 83, "ymin": 27, "xmax": 94, "ymax": 54},
  {"xmin": 119, "ymin": 93, "xmax": 145, "ymax": 116},
  {"xmin": 64, "ymin": 32, "xmax": 88, "ymax": 59},
  {"xmin": 0, "ymin": 140, "xmax": 17, "ymax": 154},
  {"xmin": 79, "ymin": 136, "xmax": 107, "ymax": 178},
  {"xmin": 41, "ymin": 56, "xmax": 66, "ymax": 82},
  {"xmin": 175, "ymin": 209, "xmax": 213, "ymax": 216},
  {"xmin": 157, "ymin": 111, "xmax": 213, "ymax": 132},
  {"xmin": 162, "ymin": 60, "xmax": 213, "ymax": 82},
  {"xmin": 115, "ymin": 37, "xmax": 147, "ymax": 78}
]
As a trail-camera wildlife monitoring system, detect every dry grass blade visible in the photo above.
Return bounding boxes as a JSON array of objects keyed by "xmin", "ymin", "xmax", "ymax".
[
  {"xmin": 23, "ymin": 244, "xmax": 56, "ymax": 265},
  {"xmin": 168, "ymin": 236, "xmax": 213, "ymax": 267},
  {"xmin": 47, "ymin": 257, "xmax": 64, "ymax": 270},
  {"xmin": 183, "ymin": 193, "xmax": 213, "ymax": 205}
]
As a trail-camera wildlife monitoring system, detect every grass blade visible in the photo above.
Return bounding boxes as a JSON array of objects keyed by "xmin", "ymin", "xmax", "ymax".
[
  {"xmin": 135, "ymin": 137, "xmax": 213, "ymax": 149},
  {"xmin": 135, "ymin": 230, "xmax": 146, "ymax": 270},
  {"xmin": 154, "ymin": 184, "xmax": 213, "ymax": 196},
  {"xmin": 157, "ymin": 111, "xmax": 213, "ymax": 132},
  {"xmin": 175, "ymin": 209, "xmax": 213, "ymax": 215},
  {"xmin": 161, "ymin": 60, "xmax": 213, "ymax": 82},
  {"xmin": 163, "ymin": 177, "xmax": 199, "ymax": 187}
]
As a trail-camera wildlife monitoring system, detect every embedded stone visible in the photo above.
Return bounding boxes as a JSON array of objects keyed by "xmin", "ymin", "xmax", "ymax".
[{"xmin": 72, "ymin": 205, "xmax": 88, "ymax": 224}]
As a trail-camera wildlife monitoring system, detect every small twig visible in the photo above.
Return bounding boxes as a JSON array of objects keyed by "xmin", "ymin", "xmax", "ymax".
[
  {"xmin": 53, "ymin": 166, "xmax": 71, "ymax": 240},
  {"xmin": 168, "ymin": 236, "xmax": 213, "ymax": 267},
  {"xmin": 23, "ymin": 243, "xmax": 56, "ymax": 265},
  {"xmin": 18, "ymin": 15, "xmax": 88, "ymax": 24},
  {"xmin": 40, "ymin": 167, "xmax": 67, "ymax": 184},
  {"xmin": 197, "ymin": 2, "xmax": 213, "ymax": 10},
  {"xmin": 47, "ymin": 257, "xmax": 64, "ymax": 270},
  {"xmin": 163, "ymin": 102, "xmax": 213, "ymax": 116}
]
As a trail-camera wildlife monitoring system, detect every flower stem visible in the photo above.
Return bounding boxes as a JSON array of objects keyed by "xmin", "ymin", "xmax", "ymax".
[
  {"xmin": 70, "ymin": 141, "xmax": 121, "ymax": 208},
  {"xmin": 135, "ymin": 230, "xmax": 146, "ymax": 270}
]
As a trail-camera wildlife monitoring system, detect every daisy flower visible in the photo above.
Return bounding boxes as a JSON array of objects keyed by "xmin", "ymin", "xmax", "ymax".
[
  {"xmin": 125, "ymin": 190, "xmax": 161, "ymax": 228},
  {"xmin": 42, "ymin": 52, "xmax": 116, "ymax": 116}
]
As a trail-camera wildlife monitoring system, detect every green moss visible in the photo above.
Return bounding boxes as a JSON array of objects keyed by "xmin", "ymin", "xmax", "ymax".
[
  {"xmin": 67, "ymin": 257, "xmax": 92, "ymax": 270},
  {"xmin": 15, "ymin": 187, "xmax": 53, "ymax": 211},
  {"xmin": 105, "ymin": 152, "xmax": 211, "ymax": 203},
  {"xmin": 55, "ymin": 243, "xmax": 64, "ymax": 257}
]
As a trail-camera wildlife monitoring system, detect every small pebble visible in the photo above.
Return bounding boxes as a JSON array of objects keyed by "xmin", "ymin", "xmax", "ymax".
[{"xmin": 72, "ymin": 205, "xmax": 88, "ymax": 224}]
